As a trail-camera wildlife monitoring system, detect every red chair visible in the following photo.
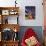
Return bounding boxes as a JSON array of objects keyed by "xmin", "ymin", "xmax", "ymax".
[{"xmin": 21, "ymin": 28, "xmax": 41, "ymax": 46}]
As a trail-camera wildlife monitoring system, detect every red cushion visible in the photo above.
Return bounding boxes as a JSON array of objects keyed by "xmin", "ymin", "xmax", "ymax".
[{"xmin": 21, "ymin": 28, "xmax": 41, "ymax": 46}]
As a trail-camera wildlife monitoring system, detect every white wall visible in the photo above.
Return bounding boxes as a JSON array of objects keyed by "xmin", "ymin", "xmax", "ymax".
[
  {"xmin": 0, "ymin": 0, "xmax": 15, "ymax": 7},
  {"xmin": 0, "ymin": 0, "xmax": 43, "ymax": 26},
  {"xmin": 18, "ymin": 0, "xmax": 44, "ymax": 26}
]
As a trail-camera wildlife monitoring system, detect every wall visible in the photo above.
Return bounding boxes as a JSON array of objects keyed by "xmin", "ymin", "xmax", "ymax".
[
  {"xmin": 0, "ymin": 0, "xmax": 44, "ymax": 26},
  {"xmin": 18, "ymin": 0, "xmax": 43, "ymax": 26},
  {"xmin": 0, "ymin": 0, "xmax": 15, "ymax": 7}
]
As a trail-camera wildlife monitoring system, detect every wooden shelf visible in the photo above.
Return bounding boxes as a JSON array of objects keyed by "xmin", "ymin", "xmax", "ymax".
[
  {"xmin": 2, "ymin": 40, "xmax": 19, "ymax": 42},
  {"xmin": 0, "ymin": 7, "xmax": 19, "ymax": 46},
  {"xmin": 0, "ymin": 7, "xmax": 19, "ymax": 24},
  {"xmin": 0, "ymin": 7, "xmax": 19, "ymax": 10},
  {"xmin": 0, "ymin": 24, "xmax": 20, "ymax": 32},
  {"xmin": 1, "ymin": 40, "xmax": 19, "ymax": 46}
]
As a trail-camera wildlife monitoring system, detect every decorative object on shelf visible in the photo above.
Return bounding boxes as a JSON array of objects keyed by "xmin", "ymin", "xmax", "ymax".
[
  {"xmin": 25, "ymin": 6, "xmax": 35, "ymax": 20},
  {"xmin": 9, "ymin": 9, "xmax": 18, "ymax": 15},
  {"xmin": 2, "ymin": 10, "xmax": 9, "ymax": 15},
  {"xmin": 13, "ymin": 32, "xmax": 18, "ymax": 41},
  {"xmin": 2, "ymin": 9, "xmax": 18, "ymax": 15},
  {"xmin": 1, "ymin": 27, "xmax": 19, "ymax": 41},
  {"xmin": 0, "ymin": 7, "xmax": 19, "ymax": 16},
  {"xmin": 2, "ymin": 16, "xmax": 8, "ymax": 24},
  {"xmin": 13, "ymin": 27, "xmax": 18, "ymax": 41},
  {"xmin": 9, "ymin": 10, "xmax": 14, "ymax": 15},
  {"xmin": 0, "ymin": 7, "xmax": 19, "ymax": 24},
  {"xmin": 1, "ymin": 28, "xmax": 13, "ymax": 41},
  {"xmin": 5, "ymin": 18, "xmax": 8, "ymax": 24}
]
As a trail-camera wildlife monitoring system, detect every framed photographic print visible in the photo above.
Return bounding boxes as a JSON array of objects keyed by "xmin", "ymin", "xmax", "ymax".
[
  {"xmin": 25, "ymin": 6, "xmax": 35, "ymax": 20},
  {"xmin": 9, "ymin": 10, "xmax": 15, "ymax": 15},
  {"xmin": 2, "ymin": 10, "xmax": 9, "ymax": 15}
]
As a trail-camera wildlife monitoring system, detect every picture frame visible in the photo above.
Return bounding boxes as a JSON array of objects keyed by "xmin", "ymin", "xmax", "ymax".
[
  {"xmin": 25, "ymin": 6, "xmax": 35, "ymax": 20},
  {"xmin": 2, "ymin": 10, "xmax": 9, "ymax": 15}
]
